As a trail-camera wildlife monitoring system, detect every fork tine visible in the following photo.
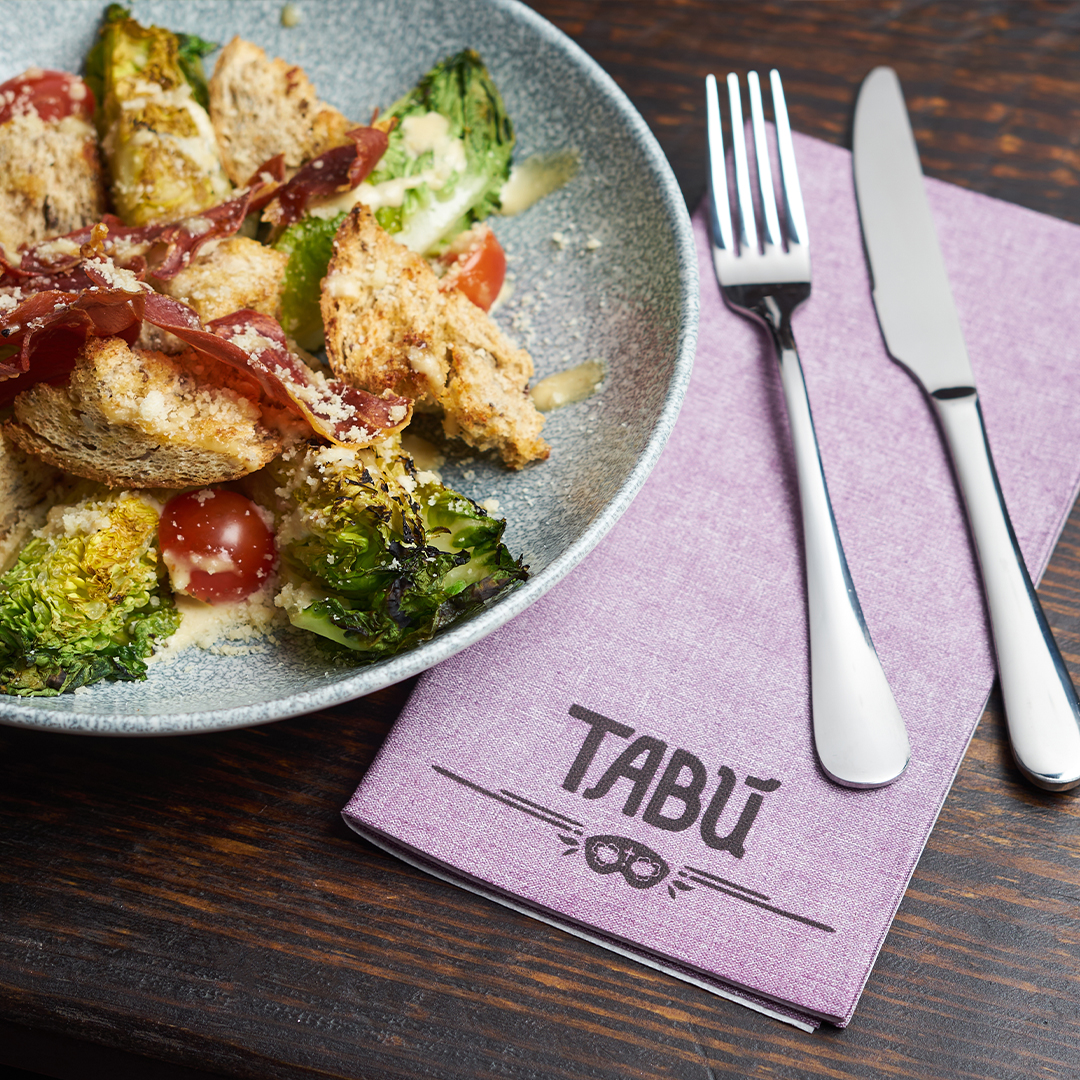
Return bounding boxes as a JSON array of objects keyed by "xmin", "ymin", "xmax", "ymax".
[
  {"xmin": 747, "ymin": 72, "xmax": 782, "ymax": 250},
  {"xmin": 770, "ymin": 69, "xmax": 809, "ymax": 248},
  {"xmin": 726, "ymin": 73, "xmax": 758, "ymax": 255},
  {"xmin": 705, "ymin": 74, "xmax": 734, "ymax": 255}
]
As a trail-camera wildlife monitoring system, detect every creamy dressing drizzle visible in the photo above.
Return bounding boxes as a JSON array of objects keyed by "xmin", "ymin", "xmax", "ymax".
[
  {"xmin": 499, "ymin": 150, "xmax": 580, "ymax": 216},
  {"xmin": 530, "ymin": 359, "xmax": 605, "ymax": 412}
]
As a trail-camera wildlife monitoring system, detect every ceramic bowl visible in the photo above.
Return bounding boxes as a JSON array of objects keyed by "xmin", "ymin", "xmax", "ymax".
[{"xmin": 0, "ymin": 0, "xmax": 698, "ymax": 734}]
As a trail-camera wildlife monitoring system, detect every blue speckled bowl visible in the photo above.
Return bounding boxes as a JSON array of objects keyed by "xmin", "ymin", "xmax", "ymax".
[{"xmin": 0, "ymin": 0, "xmax": 698, "ymax": 734}]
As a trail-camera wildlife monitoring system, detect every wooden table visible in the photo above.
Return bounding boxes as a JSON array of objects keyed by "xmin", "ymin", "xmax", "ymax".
[{"xmin": 3, "ymin": 2, "xmax": 1080, "ymax": 1077}]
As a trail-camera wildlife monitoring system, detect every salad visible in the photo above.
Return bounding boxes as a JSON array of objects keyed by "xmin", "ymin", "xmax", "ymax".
[{"xmin": 0, "ymin": 5, "xmax": 564, "ymax": 697}]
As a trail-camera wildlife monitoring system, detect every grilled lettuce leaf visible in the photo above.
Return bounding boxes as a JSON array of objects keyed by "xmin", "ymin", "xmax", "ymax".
[
  {"xmin": 367, "ymin": 49, "xmax": 514, "ymax": 254},
  {"xmin": 273, "ymin": 212, "xmax": 345, "ymax": 351},
  {"xmin": 85, "ymin": 4, "xmax": 232, "ymax": 225},
  {"xmin": 0, "ymin": 489, "xmax": 180, "ymax": 696},
  {"xmin": 271, "ymin": 442, "xmax": 527, "ymax": 657}
]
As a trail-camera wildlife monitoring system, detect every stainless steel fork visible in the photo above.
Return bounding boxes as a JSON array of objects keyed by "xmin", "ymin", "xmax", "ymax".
[{"xmin": 706, "ymin": 70, "xmax": 910, "ymax": 788}]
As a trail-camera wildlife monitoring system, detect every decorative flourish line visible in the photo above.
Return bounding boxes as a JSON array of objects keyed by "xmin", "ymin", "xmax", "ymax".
[
  {"xmin": 682, "ymin": 873, "xmax": 835, "ymax": 933},
  {"xmin": 681, "ymin": 865, "xmax": 771, "ymax": 901},
  {"xmin": 432, "ymin": 765, "xmax": 834, "ymax": 934},
  {"xmin": 498, "ymin": 790, "xmax": 585, "ymax": 830},
  {"xmin": 432, "ymin": 766, "xmax": 583, "ymax": 834}
]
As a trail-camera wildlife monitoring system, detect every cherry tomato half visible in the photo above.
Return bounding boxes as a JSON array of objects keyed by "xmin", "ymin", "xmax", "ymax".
[
  {"xmin": 0, "ymin": 69, "xmax": 95, "ymax": 127},
  {"xmin": 159, "ymin": 490, "xmax": 276, "ymax": 605},
  {"xmin": 436, "ymin": 224, "xmax": 506, "ymax": 312}
]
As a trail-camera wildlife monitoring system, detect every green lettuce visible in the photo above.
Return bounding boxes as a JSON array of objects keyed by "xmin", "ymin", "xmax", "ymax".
[
  {"xmin": 273, "ymin": 49, "xmax": 514, "ymax": 349},
  {"xmin": 273, "ymin": 212, "xmax": 346, "ymax": 351},
  {"xmin": 0, "ymin": 490, "xmax": 180, "ymax": 696},
  {"xmin": 271, "ymin": 443, "xmax": 527, "ymax": 657},
  {"xmin": 84, "ymin": 4, "xmax": 231, "ymax": 225},
  {"xmin": 369, "ymin": 48, "xmax": 515, "ymax": 254}
]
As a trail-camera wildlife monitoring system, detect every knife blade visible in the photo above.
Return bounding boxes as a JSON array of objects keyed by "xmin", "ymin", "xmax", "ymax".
[{"xmin": 852, "ymin": 65, "xmax": 1080, "ymax": 791}]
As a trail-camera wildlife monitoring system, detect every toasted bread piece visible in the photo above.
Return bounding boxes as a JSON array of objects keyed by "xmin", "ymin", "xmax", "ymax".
[
  {"xmin": 5, "ymin": 337, "xmax": 285, "ymax": 488},
  {"xmin": 322, "ymin": 206, "xmax": 548, "ymax": 469},
  {"xmin": 0, "ymin": 110, "xmax": 105, "ymax": 253},
  {"xmin": 209, "ymin": 37, "xmax": 353, "ymax": 186},
  {"xmin": 0, "ymin": 428, "xmax": 67, "ymax": 572},
  {"xmin": 157, "ymin": 236, "xmax": 290, "ymax": 323}
]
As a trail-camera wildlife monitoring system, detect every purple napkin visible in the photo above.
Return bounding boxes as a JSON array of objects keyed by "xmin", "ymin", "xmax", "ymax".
[{"xmin": 343, "ymin": 133, "xmax": 1080, "ymax": 1030}]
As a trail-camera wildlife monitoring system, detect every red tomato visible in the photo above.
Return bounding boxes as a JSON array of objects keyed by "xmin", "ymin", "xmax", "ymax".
[
  {"xmin": 159, "ymin": 490, "xmax": 276, "ymax": 605},
  {"xmin": 437, "ymin": 224, "xmax": 506, "ymax": 312},
  {"xmin": 0, "ymin": 69, "xmax": 95, "ymax": 126}
]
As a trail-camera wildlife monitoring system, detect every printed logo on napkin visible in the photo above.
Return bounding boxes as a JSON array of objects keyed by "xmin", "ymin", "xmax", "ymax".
[
  {"xmin": 344, "ymin": 668, "xmax": 860, "ymax": 1028},
  {"xmin": 431, "ymin": 704, "xmax": 832, "ymax": 934}
]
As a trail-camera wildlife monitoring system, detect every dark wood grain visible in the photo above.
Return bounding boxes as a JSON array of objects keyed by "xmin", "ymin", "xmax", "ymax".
[
  {"xmin": 537, "ymin": 0, "xmax": 1080, "ymax": 222},
  {"xmin": 3, "ymin": 3, "xmax": 1080, "ymax": 1078}
]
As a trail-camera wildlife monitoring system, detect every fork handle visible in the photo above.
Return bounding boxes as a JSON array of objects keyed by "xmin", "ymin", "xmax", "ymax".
[
  {"xmin": 770, "ymin": 316, "xmax": 911, "ymax": 788},
  {"xmin": 932, "ymin": 390, "xmax": 1080, "ymax": 790}
]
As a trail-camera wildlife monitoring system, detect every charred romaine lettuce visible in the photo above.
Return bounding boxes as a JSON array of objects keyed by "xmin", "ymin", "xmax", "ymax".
[
  {"xmin": 366, "ymin": 49, "xmax": 514, "ymax": 254},
  {"xmin": 0, "ymin": 489, "xmax": 180, "ymax": 696},
  {"xmin": 270, "ymin": 443, "xmax": 527, "ymax": 657},
  {"xmin": 85, "ymin": 4, "xmax": 232, "ymax": 225}
]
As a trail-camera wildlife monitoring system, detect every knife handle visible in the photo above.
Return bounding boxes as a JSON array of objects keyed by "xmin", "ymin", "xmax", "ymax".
[
  {"xmin": 932, "ymin": 389, "xmax": 1080, "ymax": 790},
  {"xmin": 775, "ymin": 331, "xmax": 911, "ymax": 789}
]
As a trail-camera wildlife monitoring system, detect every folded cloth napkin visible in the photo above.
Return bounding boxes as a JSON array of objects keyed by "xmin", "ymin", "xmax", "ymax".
[{"xmin": 343, "ymin": 132, "xmax": 1080, "ymax": 1030}]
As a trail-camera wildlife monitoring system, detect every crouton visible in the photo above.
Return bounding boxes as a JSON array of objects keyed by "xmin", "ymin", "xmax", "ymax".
[
  {"xmin": 321, "ymin": 205, "xmax": 548, "ymax": 470},
  {"xmin": 0, "ymin": 110, "xmax": 105, "ymax": 253},
  {"xmin": 0, "ymin": 428, "xmax": 67, "ymax": 572},
  {"xmin": 157, "ymin": 236, "xmax": 290, "ymax": 323},
  {"xmin": 5, "ymin": 337, "xmax": 285, "ymax": 488},
  {"xmin": 209, "ymin": 38, "xmax": 353, "ymax": 186}
]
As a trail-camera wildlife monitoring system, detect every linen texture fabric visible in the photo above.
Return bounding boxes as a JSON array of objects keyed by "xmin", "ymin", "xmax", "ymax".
[{"xmin": 343, "ymin": 134, "xmax": 1080, "ymax": 1029}]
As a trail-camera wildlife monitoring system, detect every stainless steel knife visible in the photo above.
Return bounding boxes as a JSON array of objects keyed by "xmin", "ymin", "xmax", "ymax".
[{"xmin": 852, "ymin": 65, "xmax": 1080, "ymax": 791}]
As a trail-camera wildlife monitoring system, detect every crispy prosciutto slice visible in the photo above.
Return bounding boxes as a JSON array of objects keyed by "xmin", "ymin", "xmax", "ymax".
[
  {"xmin": 145, "ymin": 298, "xmax": 412, "ymax": 445},
  {"xmin": 0, "ymin": 280, "xmax": 144, "ymax": 398},
  {"xmin": 141, "ymin": 156, "xmax": 288, "ymax": 280},
  {"xmin": 268, "ymin": 127, "xmax": 390, "ymax": 227},
  {"xmin": 0, "ymin": 124, "xmax": 387, "ymax": 296},
  {"xmin": 0, "ymin": 261, "xmax": 411, "ymax": 447},
  {"xmin": 0, "ymin": 160, "xmax": 287, "ymax": 290}
]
